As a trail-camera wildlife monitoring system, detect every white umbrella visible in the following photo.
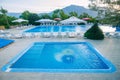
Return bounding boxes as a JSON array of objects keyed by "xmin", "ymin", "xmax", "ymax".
[
  {"xmin": 35, "ymin": 19, "xmax": 56, "ymax": 23},
  {"xmin": 60, "ymin": 16, "xmax": 87, "ymax": 24},
  {"xmin": 12, "ymin": 18, "xmax": 28, "ymax": 23}
]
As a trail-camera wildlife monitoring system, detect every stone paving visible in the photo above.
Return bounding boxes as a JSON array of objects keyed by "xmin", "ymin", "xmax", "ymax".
[{"xmin": 0, "ymin": 37, "xmax": 120, "ymax": 80}]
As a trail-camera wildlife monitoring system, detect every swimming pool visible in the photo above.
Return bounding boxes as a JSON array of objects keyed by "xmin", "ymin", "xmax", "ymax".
[
  {"xmin": 0, "ymin": 38, "xmax": 14, "ymax": 48},
  {"xmin": 25, "ymin": 25, "xmax": 87, "ymax": 32},
  {"xmin": 2, "ymin": 42, "xmax": 116, "ymax": 72}
]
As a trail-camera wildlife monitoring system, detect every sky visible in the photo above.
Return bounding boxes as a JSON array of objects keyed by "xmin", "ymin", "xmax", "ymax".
[{"xmin": 0, "ymin": 0, "xmax": 90, "ymax": 13}]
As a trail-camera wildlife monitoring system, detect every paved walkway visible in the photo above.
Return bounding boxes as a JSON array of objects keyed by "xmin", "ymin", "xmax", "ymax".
[{"xmin": 0, "ymin": 37, "xmax": 120, "ymax": 80}]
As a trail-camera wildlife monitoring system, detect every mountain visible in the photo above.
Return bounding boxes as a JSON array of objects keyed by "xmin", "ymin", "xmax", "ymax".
[
  {"xmin": 7, "ymin": 13, "xmax": 21, "ymax": 18},
  {"xmin": 7, "ymin": 5, "xmax": 97, "ymax": 18},
  {"xmin": 62, "ymin": 5, "xmax": 97, "ymax": 17},
  {"xmin": 49, "ymin": 5, "xmax": 97, "ymax": 17}
]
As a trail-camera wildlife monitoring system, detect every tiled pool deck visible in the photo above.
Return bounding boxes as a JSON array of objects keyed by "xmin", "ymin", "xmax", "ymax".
[
  {"xmin": 0, "ymin": 37, "xmax": 120, "ymax": 80},
  {"xmin": 0, "ymin": 28, "xmax": 120, "ymax": 80}
]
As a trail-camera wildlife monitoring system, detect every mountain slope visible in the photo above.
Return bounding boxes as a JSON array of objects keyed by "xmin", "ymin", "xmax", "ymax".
[
  {"xmin": 61, "ymin": 5, "xmax": 97, "ymax": 17},
  {"xmin": 7, "ymin": 5, "xmax": 97, "ymax": 18},
  {"xmin": 7, "ymin": 13, "xmax": 21, "ymax": 18}
]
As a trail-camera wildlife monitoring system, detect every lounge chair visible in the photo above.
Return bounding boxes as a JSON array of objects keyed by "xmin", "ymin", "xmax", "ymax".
[
  {"xmin": 52, "ymin": 32, "xmax": 61, "ymax": 38},
  {"xmin": 14, "ymin": 33, "xmax": 23, "ymax": 39},
  {"xmin": 68, "ymin": 32, "xmax": 76, "ymax": 38},
  {"xmin": 61, "ymin": 32, "xmax": 67, "ymax": 38},
  {"xmin": 42, "ymin": 32, "xmax": 51, "ymax": 38},
  {"xmin": 0, "ymin": 30, "xmax": 9, "ymax": 34}
]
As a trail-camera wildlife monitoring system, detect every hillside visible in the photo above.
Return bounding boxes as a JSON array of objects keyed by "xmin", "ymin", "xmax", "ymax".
[{"xmin": 7, "ymin": 5, "xmax": 97, "ymax": 18}]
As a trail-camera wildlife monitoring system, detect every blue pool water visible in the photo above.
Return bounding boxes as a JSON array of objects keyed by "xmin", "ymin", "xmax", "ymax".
[
  {"xmin": 25, "ymin": 25, "xmax": 86, "ymax": 32},
  {"xmin": 2, "ymin": 42, "xmax": 116, "ymax": 72},
  {"xmin": 0, "ymin": 38, "xmax": 14, "ymax": 48}
]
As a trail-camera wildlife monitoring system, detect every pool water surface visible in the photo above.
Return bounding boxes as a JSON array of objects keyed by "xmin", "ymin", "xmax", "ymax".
[
  {"xmin": 25, "ymin": 25, "xmax": 86, "ymax": 32},
  {"xmin": 2, "ymin": 42, "xmax": 116, "ymax": 72}
]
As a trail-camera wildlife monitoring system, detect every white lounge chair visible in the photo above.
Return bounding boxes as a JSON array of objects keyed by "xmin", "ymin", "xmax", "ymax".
[
  {"xmin": 24, "ymin": 33, "xmax": 35, "ymax": 38},
  {"xmin": 68, "ymin": 32, "xmax": 76, "ymax": 38},
  {"xmin": 0, "ymin": 30, "xmax": 9, "ymax": 34},
  {"xmin": 14, "ymin": 33, "xmax": 23, "ymax": 39},
  {"xmin": 104, "ymin": 32, "xmax": 113, "ymax": 38},
  {"xmin": 61, "ymin": 32, "xmax": 67, "ymax": 38},
  {"xmin": 52, "ymin": 32, "xmax": 61, "ymax": 38},
  {"xmin": 42, "ymin": 32, "xmax": 51, "ymax": 38},
  {"xmin": 112, "ymin": 32, "xmax": 120, "ymax": 38}
]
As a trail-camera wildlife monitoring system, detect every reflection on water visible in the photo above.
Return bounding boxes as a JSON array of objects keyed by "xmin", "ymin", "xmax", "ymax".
[
  {"xmin": 54, "ymin": 44, "xmax": 109, "ymax": 69},
  {"xmin": 55, "ymin": 49, "xmax": 75, "ymax": 63}
]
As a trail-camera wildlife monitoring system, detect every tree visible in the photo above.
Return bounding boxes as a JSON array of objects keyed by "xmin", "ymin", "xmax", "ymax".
[
  {"xmin": 69, "ymin": 11, "xmax": 78, "ymax": 17},
  {"xmin": 53, "ymin": 9, "xmax": 61, "ymax": 14},
  {"xmin": 7, "ymin": 16, "xmax": 17, "ymax": 26},
  {"xmin": 20, "ymin": 10, "xmax": 31, "ymax": 20},
  {"xmin": 79, "ymin": 13, "xmax": 90, "ymax": 19},
  {"xmin": 59, "ymin": 10, "xmax": 69, "ymax": 20},
  {"xmin": 51, "ymin": 9, "xmax": 61, "ymax": 19},
  {"xmin": 28, "ymin": 13, "xmax": 40, "ymax": 25},
  {"xmin": 84, "ymin": 22, "xmax": 104, "ymax": 40},
  {"xmin": 40, "ymin": 14, "xmax": 51, "ymax": 19},
  {"xmin": 0, "ymin": 7, "xmax": 10, "ymax": 28},
  {"xmin": 51, "ymin": 13, "xmax": 59, "ymax": 19},
  {"xmin": 79, "ymin": 13, "xmax": 95, "ymax": 23},
  {"xmin": 89, "ymin": 0, "xmax": 120, "ymax": 27}
]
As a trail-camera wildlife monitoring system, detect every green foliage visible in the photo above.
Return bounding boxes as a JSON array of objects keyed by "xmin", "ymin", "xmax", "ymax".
[
  {"xmin": 0, "ymin": 7, "xmax": 10, "ymax": 29},
  {"xmin": 69, "ymin": 11, "xmax": 78, "ymax": 17},
  {"xmin": 0, "ymin": 7, "xmax": 8, "ymax": 14},
  {"xmin": 0, "ymin": 14, "xmax": 17, "ymax": 28},
  {"xmin": 51, "ymin": 9, "xmax": 61, "ymax": 19},
  {"xmin": 53, "ymin": 9, "xmax": 61, "ymax": 14},
  {"xmin": 20, "ymin": 10, "xmax": 31, "ymax": 20},
  {"xmin": 20, "ymin": 11, "xmax": 40, "ymax": 25},
  {"xmin": 79, "ymin": 13, "xmax": 90, "ymax": 19},
  {"xmin": 84, "ymin": 22, "xmax": 104, "ymax": 40},
  {"xmin": 28, "ymin": 13, "xmax": 40, "ymax": 25},
  {"xmin": 89, "ymin": 0, "xmax": 120, "ymax": 26},
  {"xmin": 51, "ymin": 13, "xmax": 59, "ymax": 19},
  {"xmin": 7, "ymin": 16, "xmax": 17, "ymax": 25},
  {"xmin": 79, "ymin": 13, "xmax": 95, "ymax": 23},
  {"xmin": 59, "ymin": 10, "xmax": 69, "ymax": 20},
  {"xmin": 40, "ymin": 14, "xmax": 51, "ymax": 19}
]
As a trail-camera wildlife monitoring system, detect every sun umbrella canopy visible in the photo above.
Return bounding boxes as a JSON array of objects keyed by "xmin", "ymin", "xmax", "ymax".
[
  {"xmin": 82, "ymin": 18, "xmax": 91, "ymax": 20},
  {"xmin": 35, "ymin": 19, "xmax": 56, "ymax": 23},
  {"xmin": 12, "ymin": 19, "xmax": 28, "ymax": 23},
  {"xmin": 54, "ymin": 18, "xmax": 61, "ymax": 21},
  {"xmin": 60, "ymin": 16, "xmax": 87, "ymax": 24}
]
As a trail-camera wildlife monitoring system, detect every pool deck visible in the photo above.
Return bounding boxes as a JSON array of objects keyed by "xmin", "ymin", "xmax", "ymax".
[{"xmin": 0, "ymin": 28, "xmax": 120, "ymax": 80}]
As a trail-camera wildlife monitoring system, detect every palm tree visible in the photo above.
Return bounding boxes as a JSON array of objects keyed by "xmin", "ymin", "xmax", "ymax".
[{"xmin": 0, "ymin": 7, "xmax": 10, "ymax": 28}]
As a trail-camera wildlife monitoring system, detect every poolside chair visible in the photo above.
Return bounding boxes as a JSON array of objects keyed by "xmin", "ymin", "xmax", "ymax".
[
  {"xmin": 52, "ymin": 32, "xmax": 62, "ymax": 38},
  {"xmin": 0, "ymin": 34, "xmax": 6, "ymax": 38},
  {"xmin": 0, "ymin": 30, "xmax": 9, "ymax": 34},
  {"xmin": 68, "ymin": 32, "xmax": 76, "ymax": 38},
  {"xmin": 52, "ymin": 32, "xmax": 58, "ymax": 38},
  {"xmin": 61, "ymin": 32, "xmax": 67, "ymax": 38},
  {"xmin": 112, "ymin": 32, "xmax": 120, "ymax": 38},
  {"xmin": 14, "ymin": 33, "xmax": 23, "ymax": 39},
  {"xmin": 104, "ymin": 32, "xmax": 113, "ymax": 38},
  {"xmin": 42, "ymin": 32, "xmax": 51, "ymax": 38},
  {"xmin": 74, "ymin": 32, "xmax": 81, "ymax": 39},
  {"xmin": 23, "ymin": 33, "xmax": 35, "ymax": 38},
  {"xmin": 33, "ymin": 33, "xmax": 40, "ymax": 38},
  {"xmin": 5, "ymin": 33, "xmax": 14, "ymax": 39}
]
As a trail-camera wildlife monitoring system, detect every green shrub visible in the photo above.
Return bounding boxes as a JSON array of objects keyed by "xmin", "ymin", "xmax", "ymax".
[{"xmin": 84, "ymin": 23, "xmax": 104, "ymax": 40}]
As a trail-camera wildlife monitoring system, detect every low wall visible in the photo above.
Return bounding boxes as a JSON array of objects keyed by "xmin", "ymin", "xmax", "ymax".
[{"xmin": 0, "ymin": 26, "xmax": 5, "ymax": 30}]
